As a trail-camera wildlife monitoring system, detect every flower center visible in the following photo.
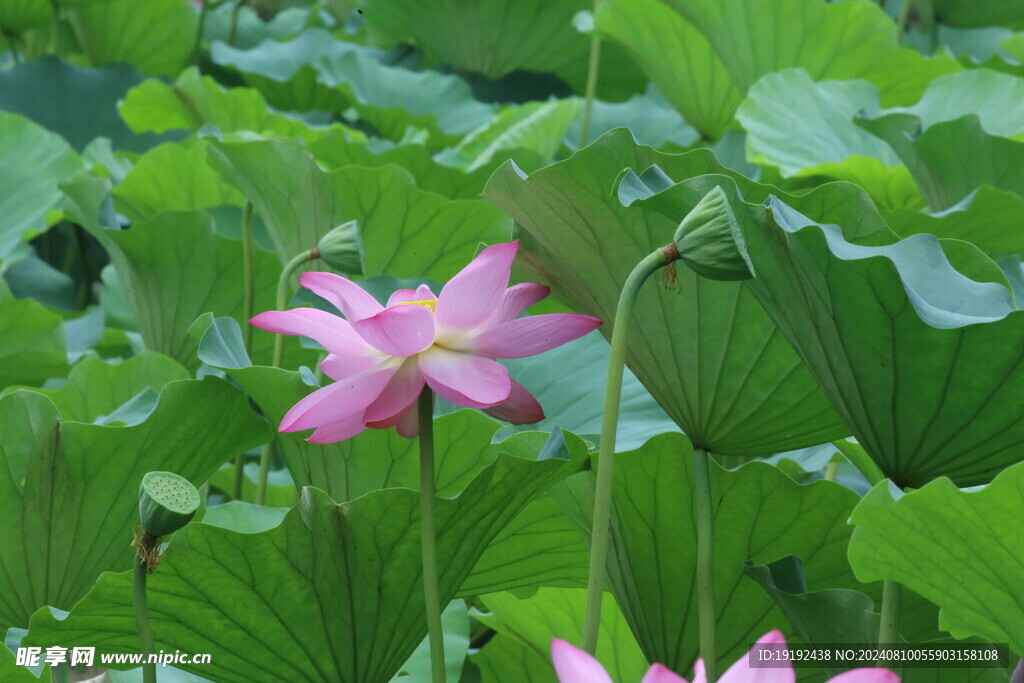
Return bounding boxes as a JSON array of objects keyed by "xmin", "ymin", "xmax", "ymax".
[{"xmin": 395, "ymin": 299, "xmax": 438, "ymax": 314}]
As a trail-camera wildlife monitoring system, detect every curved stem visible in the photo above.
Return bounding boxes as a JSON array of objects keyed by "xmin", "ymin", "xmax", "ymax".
[
  {"xmin": 233, "ymin": 201, "xmax": 255, "ymax": 501},
  {"xmin": 694, "ymin": 446, "xmax": 717, "ymax": 682},
  {"xmin": 256, "ymin": 248, "xmax": 313, "ymax": 506},
  {"xmin": 578, "ymin": 1, "xmax": 602, "ymax": 150},
  {"xmin": 133, "ymin": 558, "xmax": 156, "ymax": 683},
  {"xmin": 582, "ymin": 248, "xmax": 671, "ymax": 653},
  {"xmin": 878, "ymin": 580, "xmax": 903, "ymax": 663},
  {"xmin": 418, "ymin": 388, "xmax": 446, "ymax": 683}
]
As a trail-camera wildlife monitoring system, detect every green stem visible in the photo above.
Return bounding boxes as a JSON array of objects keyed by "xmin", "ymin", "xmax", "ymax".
[
  {"xmin": 694, "ymin": 446, "xmax": 717, "ymax": 682},
  {"xmin": 50, "ymin": 1, "xmax": 60, "ymax": 54},
  {"xmin": 878, "ymin": 580, "xmax": 903, "ymax": 663},
  {"xmin": 8, "ymin": 34, "xmax": 21, "ymax": 64},
  {"xmin": 256, "ymin": 248, "xmax": 313, "ymax": 506},
  {"xmin": 255, "ymin": 447, "xmax": 273, "ymax": 507},
  {"xmin": 133, "ymin": 558, "xmax": 156, "ymax": 683},
  {"xmin": 227, "ymin": 0, "xmax": 245, "ymax": 46},
  {"xmin": 578, "ymin": 1, "xmax": 602, "ymax": 150},
  {"xmin": 582, "ymin": 247, "xmax": 672, "ymax": 653},
  {"xmin": 896, "ymin": 0, "xmax": 913, "ymax": 36},
  {"xmin": 824, "ymin": 460, "xmax": 839, "ymax": 482},
  {"xmin": 192, "ymin": 0, "xmax": 209, "ymax": 64},
  {"xmin": 418, "ymin": 388, "xmax": 446, "ymax": 683},
  {"xmin": 233, "ymin": 202, "xmax": 255, "ymax": 501},
  {"xmin": 314, "ymin": 351, "xmax": 327, "ymax": 384},
  {"xmin": 272, "ymin": 249, "xmax": 312, "ymax": 368},
  {"xmin": 241, "ymin": 202, "xmax": 255, "ymax": 353},
  {"xmin": 832, "ymin": 440, "xmax": 885, "ymax": 487}
]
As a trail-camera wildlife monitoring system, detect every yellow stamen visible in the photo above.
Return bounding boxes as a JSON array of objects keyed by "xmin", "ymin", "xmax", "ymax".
[{"xmin": 396, "ymin": 298, "xmax": 438, "ymax": 313}]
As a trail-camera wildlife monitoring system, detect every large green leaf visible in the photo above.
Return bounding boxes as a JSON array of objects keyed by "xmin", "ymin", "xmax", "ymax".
[
  {"xmin": 209, "ymin": 28, "xmax": 360, "ymax": 112},
  {"xmin": 594, "ymin": 0, "xmax": 959, "ymax": 139},
  {"xmin": 444, "ymin": 98, "xmax": 581, "ymax": 171},
  {"xmin": 0, "ymin": 377, "xmax": 269, "ymax": 630},
  {"xmin": 357, "ymin": 0, "xmax": 646, "ymax": 100},
  {"xmin": 25, "ymin": 450, "xmax": 583, "ymax": 682},
  {"xmin": 68, "ymin": 0, "xmax": 197, "ymax": 78},
  {"xmin": 207, "ymin": 138, "xmax": 510, "ymax": 281},
  {"xmin": 210, "ymin": 28, "xmax": 495, "ymax": 146},
  {"xmin": 864, "ymin": 115, "xmax": 1024, "ymax": 211},
  {"xmin": 112, "ymin": 141, "xmax": 244, "ymax": 223},
  {"xmin": 308, "ymin": 128, "xmax": 509, "ymax": 201},
  {"xmin": 561, "ymin": 432, "xmax": 864, "ymax": 677},
  {"xmin": 0, "ymin": 0, "xmax": 51, "ymax": 34},
  {"xmin": 889, "ymin": 70, "xmax": 1024, "ymax": 138},
  {"xmin": 741, "ymin": 564, "xmax": 1003, "ymax": 682},
  {"xmin": 932, "ymin": 0, "xmax": 1024, "ymax": 28},
  {"xmin": 473, "ymin": 632, "xmax": 555, "ymax": 683},
  {"xmin": 483, "ymin": 129, "xmax": 847, "ymax": 456},
  {"xmin": 591, "ymin": 0, "xmax": 735, "ymax": 141},
  {"xmin": 461, "ymin": 492, "xmax": 589, "ymax": 597},
  {"xmin": 727, "ymin": 184, "xmax": 1024, "ymax": 486},
  {"xmin": 477, "ymin": 588, "xmax": 649, "ymax": 682},
  {"xmin": 118, "ymin": 67, "xmax": 341, "ymax": 140},
  {"xmin": 883, "ymin": 186, "xmax": 1024, "ymax": 260},
  {"xmin": 60, "ymin": 176, "xmax": 287, "ymax": 369},
  {"xmin": 664, "ymin": 0, "xmax": 958, "ymax": 104},
  {"xmin": 0, "ymin": 293, "xmax": 67, "ymax": 389},
  {"xmin": 221, "ymin": 359, "xmax": 592, "ymax": 596},
  {"xmin": 744, "ymin": 562, "xmax": 879, "ymax": 649},
  {"xmin": 224, "ymin": 363, "xmax": 578, "ymax": 502},
  {"xmin": 393, "ymin": 600, "xmax": 470, "ymax": 682},
  {"xmin": 565, "ymin": 85, "xmax": 699, "ymax": 151},
  {"xmin": 0, "ymin": 111, "xmax": 82, "ymax": 262},
  {"xmin": 858, "ymin": 72, "xmax": 1024, "ymax": 211},
  {"xmin": 500, "ymin": 332, "xmax": 679, "ymax": 450},
  {"xmin": 16, "ymin": 352, "xmax": 189, "ymax": 422},
  {"xmin": 0, "ymin": 57, "xmax": 171, "ymax": 153},
  {"xmin": 849, "ymin": 462, "xmax": 1024, "ymax": 657},
  {"xmin": 735, "ymin": 69, "xmax": 920, "ymax": 209},
  {"xmin": 200, "ymin": 3, "xmax": 309, "ymax": 51}
]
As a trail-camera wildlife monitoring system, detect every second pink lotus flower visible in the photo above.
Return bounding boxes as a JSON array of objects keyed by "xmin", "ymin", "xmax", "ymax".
[
  {"xmin": 551, "ymin": 631, "xmax": 899, "ymax": 683},
  {"xmin": 251, "ymin": 241, "xmax": 602, "ymax": 442}
]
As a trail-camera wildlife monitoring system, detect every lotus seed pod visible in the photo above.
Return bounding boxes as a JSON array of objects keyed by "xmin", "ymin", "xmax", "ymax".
[
  {"xmin": 672, "ymin": 185, "xmax": 755, "ymax": 281},
  {"xmin": 139, "ymin": 472, "xmax": 200, "ymax": 537},
  {"xmin": 316, "ymin": 220, "xmax": 364, "ymax": 274}
]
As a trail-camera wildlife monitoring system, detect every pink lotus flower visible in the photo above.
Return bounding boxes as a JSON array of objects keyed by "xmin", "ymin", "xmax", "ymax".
[
  {"xmin": 251, "ymin": 241, "xmax": 602, "ymax": 442},
  {"xmin": 551, "ymin": 631, "xmax": 899, "ymax": 683}
]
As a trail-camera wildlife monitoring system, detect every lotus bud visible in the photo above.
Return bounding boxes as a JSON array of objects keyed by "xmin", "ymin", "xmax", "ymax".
[
  {"xmin": 673, "ymin": 186, "xmax": 755, "ymax": 281},
  {"xmin": 138, "ymin": 471, "xmax": 200, "ymax": 537},
  {"xmin": 314, "ymin": 220, "xmax": 364, "ymax": 274}
]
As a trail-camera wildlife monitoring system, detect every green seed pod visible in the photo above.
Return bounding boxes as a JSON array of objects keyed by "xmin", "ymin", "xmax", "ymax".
[
  {"xmin": 673, "ymin": 186, "xmax": 755, "ymax": 281},
  {"xmin": 138, "ymin": 472, "xmax": 200, "ymax": 537},
  {"xmin": 316, "ymin": 220, "xmax": 364, "ymax": 274}
]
